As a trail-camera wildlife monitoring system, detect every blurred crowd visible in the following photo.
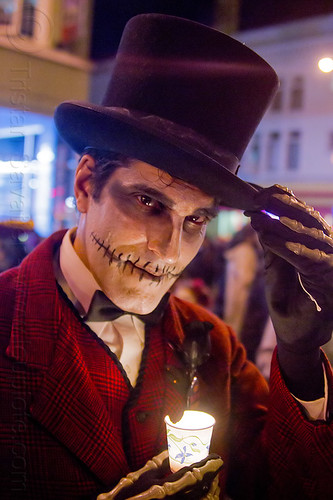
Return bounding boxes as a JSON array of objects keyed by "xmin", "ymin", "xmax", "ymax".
[
  {"xmin": 0, "ymin": 221, "xmax": 42, "ymax": 274},
  {"xmin": 1, "ymin": 219, "xmax": 332, "ymax": 374}
]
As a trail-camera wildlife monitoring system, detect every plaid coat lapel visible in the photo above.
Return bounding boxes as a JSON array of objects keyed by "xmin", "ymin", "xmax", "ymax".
[{"xmin": 6, "ymin": 231, "xmax": 130, "ymax": 485}]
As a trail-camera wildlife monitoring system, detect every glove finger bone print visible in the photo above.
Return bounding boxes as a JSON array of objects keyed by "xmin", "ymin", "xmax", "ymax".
[
  {"xmin": 281, "ymin": 217, "xmax": 333, "ymax": 249},
  {"xmin": 247, "ymin": 184, "xmax": 333, "ymax": 310},
  {"xmin": 273, "ymin": 189, "xmax": 332, "ymax": 235},
  {"xmin": 251, "ymin": 184, "xmax": 332, "ymax": 236},
  {"xmin": 97, "ymin": 451, "xmax": 223, "ymax": 500},
  {"xmin": 97, "ymin": 451, "xmax": 169, "ymax": 500}
]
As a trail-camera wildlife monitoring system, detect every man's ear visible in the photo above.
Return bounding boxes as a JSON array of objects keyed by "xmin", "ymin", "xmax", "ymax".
[{"xmin": 74, "ymin": 154, "xmax": 95, "ymax": 213}]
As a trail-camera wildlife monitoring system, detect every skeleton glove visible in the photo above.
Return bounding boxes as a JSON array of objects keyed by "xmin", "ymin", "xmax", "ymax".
[
  {"xmin": 246, "ymin": 184, "xmax": 333, "ymax": 353},
  {"xmin": 97, "ymin": 450, "xmax": 223, "ymax": 500}
]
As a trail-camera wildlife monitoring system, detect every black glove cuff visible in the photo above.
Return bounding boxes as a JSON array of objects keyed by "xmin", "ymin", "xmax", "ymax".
[{"xmin": 277, "ymin": 341, "xmax": 324, "ymax": 401}]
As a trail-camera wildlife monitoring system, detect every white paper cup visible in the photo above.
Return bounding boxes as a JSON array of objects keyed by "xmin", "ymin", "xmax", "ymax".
[{"xmin": 165, "ymin": 410, "xmax": 215, "ymax": 472}]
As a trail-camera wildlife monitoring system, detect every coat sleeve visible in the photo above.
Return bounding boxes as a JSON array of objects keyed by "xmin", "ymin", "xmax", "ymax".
[
  {"xmin": 226, "ymin": 341, "xmax": 333, "ymax": 500},
  {"xmin": 262, "ymin": 349, "xmax": 333, "ymax": 500}
]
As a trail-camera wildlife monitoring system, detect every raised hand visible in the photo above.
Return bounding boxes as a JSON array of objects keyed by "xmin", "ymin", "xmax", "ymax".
[
  {"xmin": 246, "ymin": 185, "xmax": 333, "ymax": 399},
  {"xmin": 246, "ymin": 184, "xmax": 333, "ymax": 351}
]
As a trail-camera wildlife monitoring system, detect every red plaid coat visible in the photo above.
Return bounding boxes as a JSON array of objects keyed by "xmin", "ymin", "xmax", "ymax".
[{"xmin": 0, "ymin": 231, "xmax": 332, "ymax": 499}]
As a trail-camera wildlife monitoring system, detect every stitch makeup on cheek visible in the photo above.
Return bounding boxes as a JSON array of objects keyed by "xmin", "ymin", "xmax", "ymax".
[
  {"xmin": 122, "ymin": 254, "xmax": 132, "ymax": 272},
  {"xmin": 91, "ymin": 232, "xmax": 134, "ymax": 269},
  {"xmin": 90, "ymin": 232, "xmax": 183, "ymax": 285}
]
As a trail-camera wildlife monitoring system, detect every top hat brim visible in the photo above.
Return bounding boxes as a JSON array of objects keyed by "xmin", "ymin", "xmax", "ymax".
[{"xmin": 55, "ymin": 101, "xmax": 260, "ymax": 211}]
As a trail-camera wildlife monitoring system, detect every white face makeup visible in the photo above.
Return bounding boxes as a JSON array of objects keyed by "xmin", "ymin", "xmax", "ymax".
[{"xmin": 74, "ymin": 157, "xmax": 218, "ymax": 314}]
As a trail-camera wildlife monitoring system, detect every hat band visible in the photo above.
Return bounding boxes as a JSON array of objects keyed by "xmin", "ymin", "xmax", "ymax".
[{"xmin": 108, "ymin": 107, "xmax": 240, "ymax": 173}]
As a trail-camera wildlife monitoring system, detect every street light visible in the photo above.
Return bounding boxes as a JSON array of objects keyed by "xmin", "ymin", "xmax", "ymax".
[{"xmin": 318, "ymin": 57, "xmax": 333, "ymax": 73}]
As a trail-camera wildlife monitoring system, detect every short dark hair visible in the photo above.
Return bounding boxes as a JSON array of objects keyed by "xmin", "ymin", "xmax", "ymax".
[{"xmin": 82, "ymin": 147, "xmax": 131, "ymax": 200}]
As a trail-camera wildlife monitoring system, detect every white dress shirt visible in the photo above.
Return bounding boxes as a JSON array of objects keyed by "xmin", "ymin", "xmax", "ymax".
[{"xmin": 57, "ymin": 228, "xmax": 145, "ymax": 387}]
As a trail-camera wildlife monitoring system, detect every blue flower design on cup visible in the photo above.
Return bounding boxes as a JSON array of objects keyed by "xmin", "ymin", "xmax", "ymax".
[
  {"xmin": 175, "ymin": 446, "xmax": 193, "ymax": 464},
  {"xmin": 166, "ymin": 429, "xmax": 208, "ymax": 467},
  {"xmin": 165, "ymin": 411, "xmax": 216, "ymax": 472}
]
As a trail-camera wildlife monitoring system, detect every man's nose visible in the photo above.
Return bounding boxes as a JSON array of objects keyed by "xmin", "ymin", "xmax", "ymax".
[{"xmin": 147, "ymin": 218, "xmax": 182, "ymax": 264}]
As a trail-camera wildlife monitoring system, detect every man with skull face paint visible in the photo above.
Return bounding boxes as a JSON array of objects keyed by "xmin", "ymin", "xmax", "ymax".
[{"xmin": 0, "ymin": 14, "xmax": 332, "ymax": 500}]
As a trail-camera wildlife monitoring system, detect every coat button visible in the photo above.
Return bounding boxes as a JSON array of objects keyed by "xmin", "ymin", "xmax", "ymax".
[{"xmin": 136, "ymin": 411, "xmax": 149, "ymax": 423}]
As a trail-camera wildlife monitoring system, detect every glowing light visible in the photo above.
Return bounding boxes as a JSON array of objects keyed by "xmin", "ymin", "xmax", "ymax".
[
  {"xmin": 165, "ymin": 411, "xmax": 215, "ymax": 472},
  {"xmin": 167, "ymin": 411, "xmax": 215, "ymax": 430},
  {"xmin": 65, "ymin": 196, "xmax": 76, "ymax": 209},
  {"xmin": 37, "ymin": 144, "xmax": 55, "ymax": 163},
  {"xmin": 28, "ymin": 178, "xmax": 39, "ymax": 189},
  {"xmin": 261, "ymin": 210, "xmax": 280, "ymax": 220},
  {"xmin": 318, "ymin": 57, "xmax": 333, "ymax": 73},
  {"xmin": 18, "ymin": 233, "xmax": 29, "ymax": 243}
]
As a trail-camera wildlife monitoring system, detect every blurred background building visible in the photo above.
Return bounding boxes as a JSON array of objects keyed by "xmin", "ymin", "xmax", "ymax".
[
  {"xmin": 238, "ymin": 14, "xmax": 333, "ymax": 225},
  {"xmin": 1, "ymin": 0, "xmax": 333, "ymax": 237}
]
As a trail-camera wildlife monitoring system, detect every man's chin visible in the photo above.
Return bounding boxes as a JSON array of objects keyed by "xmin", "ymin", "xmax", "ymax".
[
  {"xmin": 123, "ymin": 300, "xmax": 162, "ymax": 316},
  {"xmin": 105, "ymin": 290, "xmax": 165, "ymax": 316}
]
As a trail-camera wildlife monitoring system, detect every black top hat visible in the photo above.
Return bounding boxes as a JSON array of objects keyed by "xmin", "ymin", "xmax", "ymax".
[{"xmin": 54, "ymin": 14, "xmax": 278, "ymax": 210}]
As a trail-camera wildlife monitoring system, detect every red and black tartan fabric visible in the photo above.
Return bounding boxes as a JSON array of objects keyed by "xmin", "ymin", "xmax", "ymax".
[{"xmin": 0, "ymin": 231, "xmax": 332, "ymax": 499}]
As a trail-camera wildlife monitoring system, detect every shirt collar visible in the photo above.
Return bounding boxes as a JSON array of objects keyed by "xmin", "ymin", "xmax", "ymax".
[{"xmin": 59, "ymin": 227, "xmax": 101, "ymax": 315}]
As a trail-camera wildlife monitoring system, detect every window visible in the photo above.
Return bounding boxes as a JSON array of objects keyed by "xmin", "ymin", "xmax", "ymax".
[
  {"xmin": 0, "ymin": 136, "xmax": 24, "ymax": 161},
  {"xmin": 20, "ymin": 0, "xmax": 37, "ymax": 37},
  {"xmin": 0, "ymin": 134, "xmax": 38, "ymax": 161},
  {"xmin": 0, "ymin": 0, "xmax": 20, "ymax": 34},
  {"xmin": 267, "ymin": 132, "xmax": 281, "ymax": 171},
  {"xmin": 271, "ymin": 79, "xmax": 283, "ymax": 111},
  {"xmin": 0, "ymin": 1, "xmax": 54, "ymax": 46},
  {"xmin": 329, "ymin": 132, "xmax": 333, "ymax": 151},
  {"xmin": 249, "ymin": 134, "xmax": 261, "ymax": 172},
  {"xmin": 287, "ymin": 131, "xmax": 301, "ymax": 170},
  {"xmin": 290, "ymin": 76, "xmax": 304, "ymax": 110},
  {"xmin": 328, "ymin": 132, "xmax": 333, "ymax": 165},
  {"xmin": 0, "ymin": 0, "xmax": 36, "ymax": 36}
]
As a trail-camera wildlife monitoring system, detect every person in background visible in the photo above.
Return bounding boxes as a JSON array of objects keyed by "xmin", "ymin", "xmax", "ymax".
[
  {"xmin": 223, "ymin": 223, "xmax": 269, "ymax": 362},
  {"xmin": 255, "ymin": 316, "xmax": 277, "ymax": 380},
  {"xmin": 0, "ymin": 220, "xmax": 41, "ymax": 272},
  {"xmin": 172, "ymin": 237, "xmax": 225, "ymax": 311},
  {"xmin": 0, "ymin": 14, "xmax": 332, "ymax": 500}
]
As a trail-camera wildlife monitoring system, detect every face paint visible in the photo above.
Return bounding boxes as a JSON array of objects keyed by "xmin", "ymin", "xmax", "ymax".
[
  {"xmin": 74, "ymin": 159, "xmax": 217, "ymax": 314},
  {"xmin": 91, "ymin": 232, "xmax": 183, "ymax": 285}
]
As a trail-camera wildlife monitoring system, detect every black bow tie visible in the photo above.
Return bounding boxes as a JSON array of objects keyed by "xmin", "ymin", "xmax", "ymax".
[{"xmin": 83, "ymin": 290, "xmax": 169, "ymax": 326}]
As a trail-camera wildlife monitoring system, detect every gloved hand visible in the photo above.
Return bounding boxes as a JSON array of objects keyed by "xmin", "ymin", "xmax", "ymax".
[
  {"xmin": 246, "ymin": 185, "xmax": 333, "ymax": 398},
  {"xmin": 97, "ymin": 450, "xmax": 223, "ymax": 500}
]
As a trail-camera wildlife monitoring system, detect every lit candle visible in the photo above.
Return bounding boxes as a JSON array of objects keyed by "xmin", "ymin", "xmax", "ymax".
[{"xmin": 165, "ymin": 410, "xmax": 215, "ymax": 472}]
